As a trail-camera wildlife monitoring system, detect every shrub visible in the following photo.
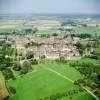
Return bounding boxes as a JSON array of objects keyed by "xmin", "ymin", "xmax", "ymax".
[
  {"xmin": 13, "ymin": 62, "xmax": 21, "ymax": 71},
  {"xmin": 26, "ymin": 51, "xmax": 34, "ymax": 59},
  {"xmin": 31, "ymin": 59, "xmax": 38, "ymax": 65},
  {"xmin": 2, "ymin": 68, "xmax": 14, "ymax": 80},
  {"xmin": 9, "ymin": 86, "xmax": 16, "ymax": 94},
  {"xmin": 20, "ymin": 67, "xmax": 28, "ymax": 74}
]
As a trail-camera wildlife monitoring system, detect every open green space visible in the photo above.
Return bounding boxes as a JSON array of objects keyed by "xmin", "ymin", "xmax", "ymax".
[{"xmin": 7, "ymin": 60, "xmax": 94, "ymax": 100}]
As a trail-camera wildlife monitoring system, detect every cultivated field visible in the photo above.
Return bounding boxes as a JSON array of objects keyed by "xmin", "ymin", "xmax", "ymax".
[
  {"xmin": 0, "ymin": 19, "xmax": 60, "ymax": 34},
  {"xmin": 75, "ymin": 26, "xmax": 100, "ymax": 36},
  {"xmin": 0, "ymin": 18, "xmax": 100, "ymax": 36}
]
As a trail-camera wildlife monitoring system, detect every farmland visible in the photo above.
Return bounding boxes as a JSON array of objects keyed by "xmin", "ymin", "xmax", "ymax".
[
  {"xmin": 0, "ymin": 17, "xmax": 100, "ymax": 36},
  {"xmin": 0, "ymin": 14, "xmax": 100, "ymax": 100},
  {"xmin": 0, "ymin": 19, "xmax": 60, "ymax": 35},
  {"xmin": 74, "ymin": 26, "xmax": 100, "ymax": 36}
]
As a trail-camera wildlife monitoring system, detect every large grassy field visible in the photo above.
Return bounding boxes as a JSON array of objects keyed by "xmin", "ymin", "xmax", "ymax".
[{"xmin": 7, "ymin": 60, "xmax": 95, "ymax": 100}]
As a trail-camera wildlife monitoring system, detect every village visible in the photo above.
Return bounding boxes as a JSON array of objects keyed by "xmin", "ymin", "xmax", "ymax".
[
  {"xmin": 4, "ymin": 34, "xmax": 80, "ymax": 60},
  {"xmin": 0, "ymin": 16, "xmax": 100, "ymax": 100}
]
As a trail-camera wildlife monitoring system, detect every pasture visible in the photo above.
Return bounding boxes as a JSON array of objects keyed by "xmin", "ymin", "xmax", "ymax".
[{"xmin": 7, "ymin": 60, "xmax": 94, "ymax": 100}]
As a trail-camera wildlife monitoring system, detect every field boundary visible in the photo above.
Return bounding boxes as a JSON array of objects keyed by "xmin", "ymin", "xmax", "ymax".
[{"xmin": 43, "ymin": 66, "xmax": 99, "ymax": 100}]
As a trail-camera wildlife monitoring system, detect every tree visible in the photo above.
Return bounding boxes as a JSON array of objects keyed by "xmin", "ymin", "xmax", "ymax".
[
  {"xmin": 13, "ymin": 62, "xmax": 21, "ymax": 71},
  {"xmin": 97, "ymin": 73, "xmax": 100, "ymax": 81},
  {"xmin": 81, "ymin": 24, "xmax": 87, "ymax": 27},
  {"xmin": 31, "ymin": 59, "xmax": 38, "ymax": 65},
  {"xmin": 79, "ymin": 33, "xmax": 91, "ymax": 39},
  {"xmin": 20, "ymin": 67, "xmax": 28, "ymax": 74},
  {"xmin": 78, "ymin": 49, "xmax": 84, "ymax": 56},
  {"xmin": 52, "ymin": 33, "xmax": 58, "ymax": 37},
  {"xmin": 61, "ymin": 21, "xmax": 74, "ymax": 26},
  {"xmin": 0, "ymin": 42, "xmax": 14, "ymax": 71},
  {"xmin": 23, "ymin": 60, "xmax": 32, "ymax": 69},
  {"xmin": 75, "ymin": 42, "xmax": 85, "ymax": 55},
  {"xmin": 26, "ymin": 51, "xmax": 34, "ymax": 59},
  {"xmin": 9, "ymin": 86, "xmax": 16, "ymax": 94},
  {"xmin": 21, "ymin": 60, "xmax": 32, "ymax": 74},
  {"xmin": 2, "ymin": 41, "xmax": 13, "ymax": 56},
  {"xmin": 2, "ymin": 68, "xmax": 14, "ymax": 80},
  {"xmin": 24, "ymin": 28, "xmax": 32, "ymax": 33},
  {"xmin": 32, "ymin": 28, "xmax": 38, "ymax": 34}
]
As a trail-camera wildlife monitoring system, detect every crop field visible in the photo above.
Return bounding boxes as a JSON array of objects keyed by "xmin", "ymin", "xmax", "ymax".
[
  {"xmin": 0, "ymin": 19, "xmax": 100, "ymax": 36},
  {"xmin": 7, "ymin": 60, "xmax": 94, "ymax": 100},
  {"xmin": 74, "ymin": 26, "xmax": 100, "ymax": 36},
  {"xmin": 36, "ymin": 29, "xmax": 57, "ymax": 35},
  {"xmin": 0, "ymin": 28, "xmax": 15, "ymax": 33},
  {"xmin": 0, "ymin": 19, "xmax": 59, "ymax": 34}
]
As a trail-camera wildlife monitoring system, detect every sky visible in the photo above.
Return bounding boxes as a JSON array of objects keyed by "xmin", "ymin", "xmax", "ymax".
[{"xmin": 0, "ymin": 0, "xmax": 100, "ymax": 14}]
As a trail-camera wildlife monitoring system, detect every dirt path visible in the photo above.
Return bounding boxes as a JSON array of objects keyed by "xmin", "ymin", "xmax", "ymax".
[
  {"xmin": 0, "ymin": 72, "xmax": 9, "ymax": 100},
  {"xmin": 43, "ymin": 67, "xmax": 99, "ymax": 100}
]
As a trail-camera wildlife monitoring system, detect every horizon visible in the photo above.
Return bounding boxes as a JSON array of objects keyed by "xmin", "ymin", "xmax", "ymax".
[
  {"xmin": 0, "ymin": 0, "xmax": 100, "ymax": 14},
  {"xmin": 0, "ymin": 13, "xmax": 100, "ymax": 16}
]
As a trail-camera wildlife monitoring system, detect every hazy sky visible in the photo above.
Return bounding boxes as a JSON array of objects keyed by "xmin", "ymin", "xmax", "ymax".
[{"xmin": 0, "ymin": 0, "xmax": 100, "ymax": 14}]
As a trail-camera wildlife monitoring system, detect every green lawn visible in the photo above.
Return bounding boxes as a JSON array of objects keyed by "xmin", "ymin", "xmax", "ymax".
[
  {"xmin": 39, "ymin": 61, "xmax": 83, "ymax": 81},
  {"xmin": 7, "ymin": 60, "xmax": 94, "ymax": 100}
]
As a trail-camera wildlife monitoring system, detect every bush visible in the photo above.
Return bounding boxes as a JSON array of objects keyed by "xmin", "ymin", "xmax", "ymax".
[
  {"xmin": 22, "ymin": 60, "xmax": 32, "ymax": 69},
  {"xmin": 88, "ymin": 55, "xmax": 98, "ymax": 60},
  {"xmin": 3, "ymin": 96, "xmax": 9, "ymax": 100},
  {"xmin": 26, "ymin": 51, "xmax": 34, "ymax": 59},
  {"xmin": 2, "ymin": 68, "xmax": 14, "ymax": 80},
  {"xmin": 31, "ymin": 59, "xmax": 38, "ymax": 65},
  {"xmin": 40, "ymin": 55, "xmax": 46, "ymax": 59},
  {"xmin": 20, "ymin": 67, "xmax": 28, "ymax": 74},
  {"xmin": 13, "ymin": 62, "xmax": 21, "ymax": 71},
  {"xmin": 9, "ymin": 86, "xmax": 16, "ymax": 94},
  {"xmin": 52, "ymin": 33, "xmax": 58, "ymax": 37}
]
